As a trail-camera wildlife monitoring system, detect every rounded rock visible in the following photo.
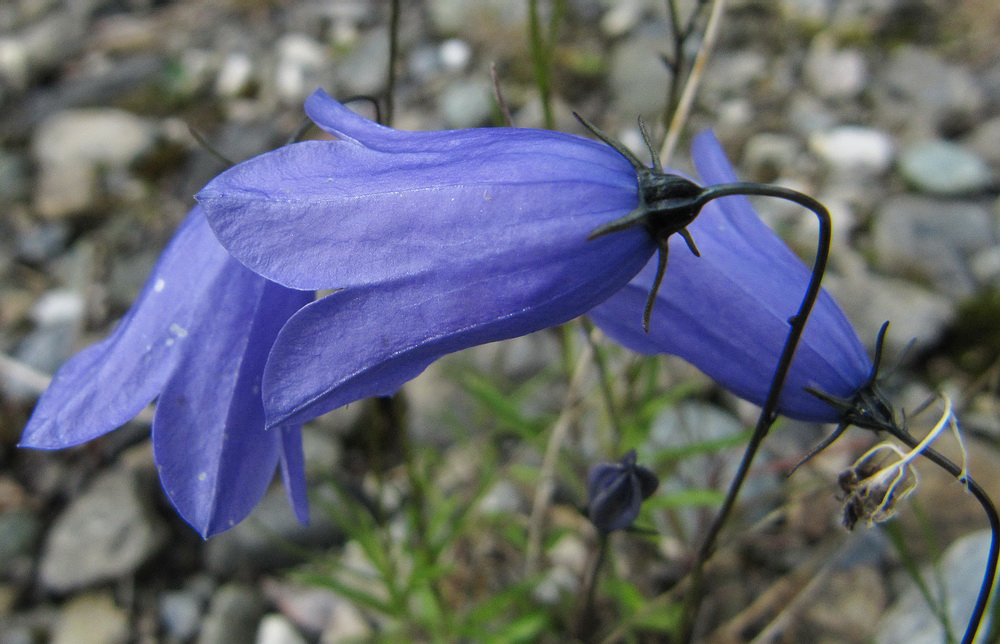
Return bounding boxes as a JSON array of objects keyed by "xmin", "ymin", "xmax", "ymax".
[
  {"xmin": 809, "ymin": 126, "xmax": 895, "ymax": 175},
  {"xmin": 897, "ymin": 140, "xmax": 993, "ymax": 196}
]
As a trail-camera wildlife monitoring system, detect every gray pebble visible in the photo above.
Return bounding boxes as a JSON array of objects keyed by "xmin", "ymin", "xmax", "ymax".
[
  {"xmin": 787, "ymin": 93, "xmax": 839, "ymax": 136},
  {"xmin": 824, "ymin": 271, "xmax": 954, "ymax": 355},
  {"xmin": 964, "ymin": 115, "xmax": 1000, "ymax": 166},
  {"xmin": 608, "ymin": 30, "xmax": 674, "ymax": 121},
  {"xmin": 872, "ymin": 195, "xmax": 994, "ymax": 298},
  {"xmin": 803, "ymin": 35, "xmax": 868, "ymax": 101},
  {"xmin": 876, "ymin": 530, "xmax": 993, "ymax": 644},
  {"xmin": 0, "ymin": 510, "xmax": 41, "ymax": 575},
  {"xmin": 39, "ymin": 467, "xmax": 167, "ymax": 592},
  {"xmin": 437, "ymin": 78, "xmax": 494, "ymax": 129},
  {"xmin": 874, "ymin": 46, "xmax": 984, "ymax": 136},
  {"xmin": 700, "ymin": 50, "xmax": 770, "ymax": 106},
  {"xmin": 32, "ymin": 162, "xmax": 98, "ymax": 219},
  {"xmin": 203, "ymin": 485, "xmax": 343, "ymax": 577},
  {"xmin": 50, "ymin": 592, "xmax": 128, "ymax": 644},
  {"xmin": 15, "ymin": 221, "xmax": 69, "ymax": 264},
  {"xmin": 809, "ymin": 125, "xmax": 894, "ymax": 175},
  {"xmin": 477, "ymin": 479, "xmax": 525, "ymax": 515},
  {"xmin": 32, "ymin": 108, "xmax": 155, "ymax": 167},
  {"xmin": 898, "ymin": 140, "xmax": 993, "ymax": 196},
  {"xmin": 742, "ymin": 132, "xmax": 801, "ymax": 178},
  {"xmin": 0, "ymin": 151, "xmax": 29, "ymax": 203},
  {"xmin": 0, "ymin": 13, "xmax": 85, "ymax": 90},
  {"xmin": 8, "ymin": 288, "xmax": 85, "ymax": 398},
  {"xmin": 333, "ymin": 28, "xmax": 388, "ymax": 98},
  {"xmin": 439, "ymin": 38, "xmax": 473, "ymax": 73},
  {"xmin": 197, "ymin": 584, "xmax": 265, "ymax": 644},
  {"xmin": 31, "ymin": 108, "xmax": 156, "ymax": 218},
  {"xmin": 160, "ymin": 590, "xmax": 204, "ymax": 641},
  {"xmin": 426, "ymin": 0, "xmax": 526, "ymax": 36},
  {"xmin": 214, "ymin": 51, "xmax": 255, "ymax": 98}
]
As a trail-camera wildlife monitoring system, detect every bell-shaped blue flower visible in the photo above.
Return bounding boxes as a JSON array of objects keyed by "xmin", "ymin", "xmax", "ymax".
[
  {"xmin": 589, "ymin": 130, "xmax": 872, "ymax": 422},
  {"xmin": 19, "ymin": 207, "xmax": 313, "ymax": 537},
  {"xmin": 587, "ymin": 450, "xmax": 660, "ymax": 533},
  {"xmin": 197, "ymin": 89, "xmax": 657, "ymax": 428}
]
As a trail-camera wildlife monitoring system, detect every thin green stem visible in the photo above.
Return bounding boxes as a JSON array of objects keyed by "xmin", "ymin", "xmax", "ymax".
[
  {"xmin": 528, "ymin": 0, "xmax": 557, "ymax": 129},
  {"xmin": 580, "ymin": 319, "xmax": 624, "ymax": 445},
  {"xmin": 385, "ymin": 0, "xmax": 401, "ymax": 126}
]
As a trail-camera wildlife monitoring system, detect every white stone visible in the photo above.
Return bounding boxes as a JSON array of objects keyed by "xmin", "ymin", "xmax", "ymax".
[
  {"xmin": 257, "ymin": 614, "xmax": 307, "ymax": 644},
  {"xmin": 33, "ymin": 108, "xmax": 155, "ymax": 167},
  {"xmin": 804, "ymin": 35, "xmax": 868, "ymax": 100},
  {"xmin": 808, "ymin": 126, "xmax": 894, "ymax": 174},
  {"xmin": 439, "ymin": 38, "xmax": 471, "ymax": 72},
  {"xmin": 275, "ymin": 33, "xmax": 327, "ymax": 102},
  {"xmin": 215, "ymin": 51, "xmax": 254, "ymax": 97},
  {"xmin": 31, "ymin": 288, "xmax": 85, "ymax": 326},
  {"xmin": 51, "ymin": 592, "xmax": 128, "ymax": 644}
]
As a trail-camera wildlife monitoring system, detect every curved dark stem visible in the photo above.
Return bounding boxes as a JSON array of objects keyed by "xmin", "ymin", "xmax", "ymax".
[
  {"xmin": 884, "ymin": 427, "xmax": 998, "ymax": 644},
  {"xmin": 576, "ymin": 533, "xmax": 610, "ymax": 639},
  {"xmin": 680, "ymin": 182, "xmax": 833, "ymax": 641},
  {"xmin": 187, "ymin": 125, "xmax": 235, "ymax": 167}
]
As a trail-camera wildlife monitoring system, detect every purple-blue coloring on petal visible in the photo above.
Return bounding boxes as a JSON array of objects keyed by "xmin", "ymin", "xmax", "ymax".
[
  {"xmin": 20, "ymin": 207, "xmax": 313, "ymax": 537},
  {"xmin": 197, "ymin": 90, "xmax": 656, "ymax": 427},
  {"xmin": 590, "ymin": 130, "xmax": 871, "ymax": 423}
]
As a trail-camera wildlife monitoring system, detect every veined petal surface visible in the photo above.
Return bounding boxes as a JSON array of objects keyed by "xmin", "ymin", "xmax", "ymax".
[
  {"xmin": 197, "ymin": 113, "xmax": 640, "ymax": 292},
  {"xmin": 262, "ymin": 228, "xmax": 650, "ymax": 427},
  {"xmin": 153, "ymin": 275, "xmax": 311, "ymax": 537},
  {"xmin": 19, "ymin": 208, "xmax": 230, "ymax": 449},
  {"xmin": 590, "ymin": 131, "xmax": 871, "ymax": 422}
]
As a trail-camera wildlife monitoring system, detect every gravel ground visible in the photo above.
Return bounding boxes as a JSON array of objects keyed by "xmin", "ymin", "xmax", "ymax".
[{"xmin": 1, "ymin": 0, "xmax": 999, "ymax": 642}]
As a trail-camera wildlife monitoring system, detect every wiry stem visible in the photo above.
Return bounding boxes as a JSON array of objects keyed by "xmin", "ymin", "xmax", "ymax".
[
  {"xmin": 680, "ymin": 182, "xmax": 833, "ymax": 641},
  {"xmin": 659, "ymin": 0, "xmax": 727, "ymax": 166}
]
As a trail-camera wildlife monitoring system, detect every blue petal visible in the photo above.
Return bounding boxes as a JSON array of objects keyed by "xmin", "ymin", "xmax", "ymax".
[
  {"xmin": 261, "ymin": 229, "xmax": 651, "ymax": 427},
  {"xmin": 305, "ymin": 88, "xmax": 570, "ymax": 155},
  {"xmin": 153, "ymin": 274, "xmax": 312, "ymax": 538},
  {"xmin": 279, "ymin": 424, "xmax": 309, "ymax": 525},
  {"xmin": 197, "ymin": 109, "xmax": 640, "ymax": 292},
  {"xmin": 19, "ymin": 208, "xmax": 231, "ymax": 449},
  {"xmin": 304, "ymin": 89, "xmax": 402, "ymax": 146},
  {"xmin": 590, "ymin": 131, "xmax": 871, "ymax": 422}
]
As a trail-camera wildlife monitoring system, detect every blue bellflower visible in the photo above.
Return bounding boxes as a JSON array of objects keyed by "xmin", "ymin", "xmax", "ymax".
[
  {"xmin": 19, "ymin": 207, "xmax": 313, "ymax": 537},
  {"xmin": 589, "ymin": 131, "xmax": 872, "ymax": 422},
  {"xmin": 197, "ymin": 89, "xmax": 657, "ymax": 428},
  {"xmin": 199, "ymin": 89, "xmax": 870, "ymax": 427},
  {"xmin": 587, "ymin": 450, "xmax": 660, "ymax": 533}
]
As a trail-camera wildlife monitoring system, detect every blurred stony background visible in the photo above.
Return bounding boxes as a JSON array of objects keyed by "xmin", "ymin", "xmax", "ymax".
[{"xmin": 1, "ymin": 0, "xmax": 999, "ymax": 642}]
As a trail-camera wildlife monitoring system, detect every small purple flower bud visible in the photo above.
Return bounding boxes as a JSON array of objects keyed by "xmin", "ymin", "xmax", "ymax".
[{"xmin": 587, "ymin": 450, "xmax": 660, "ymax": 533}]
